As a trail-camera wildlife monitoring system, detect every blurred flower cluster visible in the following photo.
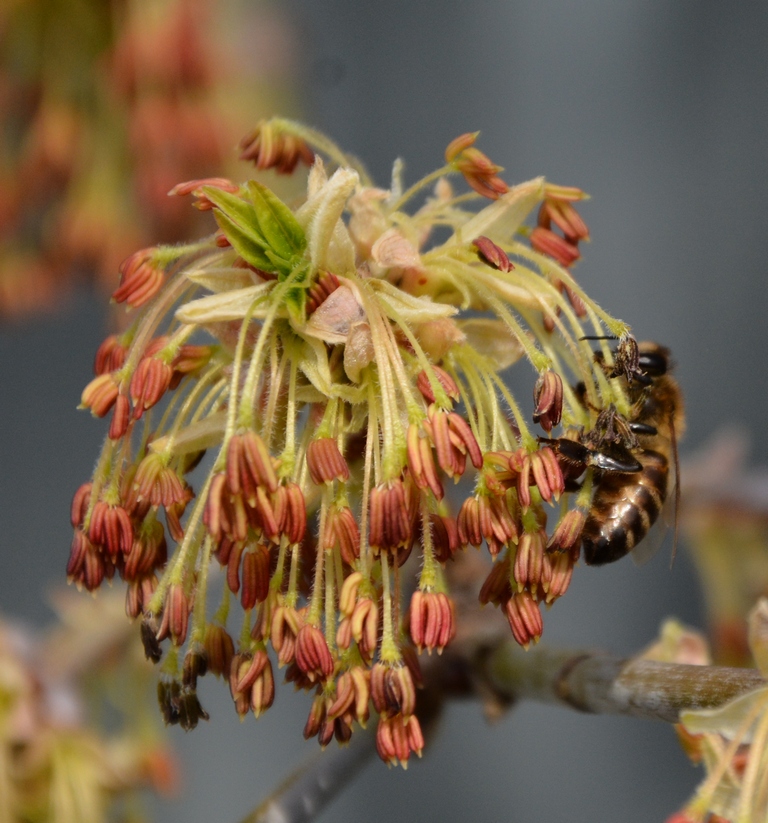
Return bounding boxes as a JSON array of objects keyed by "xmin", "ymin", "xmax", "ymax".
[
  {"xmin": 0, "ymin": 591, "xmax": 174, "ymax": 823},
  {"xmin": 0, "ymin": 0, "xmax": 298, "ymax": 316},
  {"xmin": 661, "ymin": 600, "xmax": 768, "ymax": 823},
  {"xmin": 681, "ymin": 432, "xmax": 768, "ymax": 667},
  {"xmin": 69, "ymin": 117, "xmax": 639, "ymax": 766}
]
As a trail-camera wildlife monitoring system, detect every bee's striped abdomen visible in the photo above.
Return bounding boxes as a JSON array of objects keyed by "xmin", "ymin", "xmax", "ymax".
[{"xmin": 582, "ymin": 449, "xmax": 669, "ymax": 566}]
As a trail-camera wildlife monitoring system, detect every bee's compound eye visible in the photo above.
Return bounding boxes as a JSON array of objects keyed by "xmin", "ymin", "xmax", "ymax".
[{"xmin": 637, "ymin": 350, "xmax": 668, "ymax": 377}]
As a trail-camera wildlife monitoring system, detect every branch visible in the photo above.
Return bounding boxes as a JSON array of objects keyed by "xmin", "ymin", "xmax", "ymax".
[{"xmin": 481, "ymin": 641, "xmax": 767, "ymax": 723}]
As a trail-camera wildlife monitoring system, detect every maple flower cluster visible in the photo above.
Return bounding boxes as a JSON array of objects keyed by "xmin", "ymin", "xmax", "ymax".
[{"xmin": 69, "ymin": 118, "xmax": 635, "ymax": 766}]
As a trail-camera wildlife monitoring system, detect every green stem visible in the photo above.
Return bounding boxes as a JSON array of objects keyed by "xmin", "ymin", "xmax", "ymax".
[
  {"xmin": 190, "ymin": 535, "xmax": 213, "ymax": 643},
  {"xmin": 389, "ymin": 164, "xmax": 453, "ymax": 214},
  {"xmin": 240, "ymin": 274, "xmax": 303, "ymax": 430},
  {"xmin": 378, "ymin": 553, "xmax": 400, "ymax": 663},
  {"xmin": 418, "ymin": 502, "xmax": 438, "ymax": 590}
]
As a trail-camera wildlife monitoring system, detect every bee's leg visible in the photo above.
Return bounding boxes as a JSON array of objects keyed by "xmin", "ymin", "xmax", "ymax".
[{"xmin": 629, "ymin": 422, "xmax": 657, "ymax": 436}]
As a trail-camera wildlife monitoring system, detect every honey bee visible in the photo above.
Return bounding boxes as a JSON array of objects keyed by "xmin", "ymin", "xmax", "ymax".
[{"xmin": 548, "ymin": 339, "xmax": 685, "ymax": 566}]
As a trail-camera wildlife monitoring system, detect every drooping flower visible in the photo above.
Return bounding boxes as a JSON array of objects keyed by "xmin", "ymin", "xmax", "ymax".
[{"xmin": 71, "ymin": 117, "xmax": 641, "ymax": 766}]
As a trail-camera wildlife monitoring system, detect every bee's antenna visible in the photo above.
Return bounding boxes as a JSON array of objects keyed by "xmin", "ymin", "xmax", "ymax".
[{"xmin": 579, "ymin": 335, "xmax": 619, "ymax": 341}]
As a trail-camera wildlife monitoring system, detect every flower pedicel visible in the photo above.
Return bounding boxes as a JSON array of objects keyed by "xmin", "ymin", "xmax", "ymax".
[{"xmin": 70, "ymin": 118, "xmax": 641, "ymax": 766}]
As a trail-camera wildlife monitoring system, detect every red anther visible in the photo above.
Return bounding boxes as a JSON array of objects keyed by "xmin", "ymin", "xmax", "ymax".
[
  {"xmin": 513, "ymin": 529, "xmax": 546, "ymax": 591},
  {"xmin": 126, "ymin": 577, "xmax": 148, "ymax": 619},
  {"xmin": 548, "ymin": 508, "xmax": 586, "ymax": 554},
  {"xmin": 510, "ymin": 448, "xmax": 533, "ymax": 509},
  {"xmin": 541, "ymin": 550, "xmax": 574, "ymax": 603},
  {"xmin": 323, "ymin": 504, "xmax": 360, "ymax": 565},
  {"xmin": 168, "ymin": 177, "xmax": 239, "ymax": 210},
  {"xmin": 539, "ymin": 446, "xmax": 565, "ymax": 500},
  {"xmin": 229, "ymin": 650, "xmax": 270, "ymax": 718},
  {"xmin": 306, "ymin": 271, "xmax": 341, "ymax": 316},
  {"xmin": 329, "ymin": 667, "xmax": 371, "ymax": 727},
  {"xmin": 444, "ymin": 132, "xmax": 479, "ymax": 162},
  {"xmin": 70, "ymin": 482, "xmax": 92, "ymax": 528},
  {"xmin": 369, "ymin": 480, "xmax": 413, "ymax": 556},
  {"xmin": 124, "ymin": 518, "xmax": 166, "ymax": 581},
  {"xmin": 271, "ymin": 603, "xmax": 300, "ymax": 668},
  {"xmin": 376, "ymin": 713, "xmax": 424, "ymax": 767},
  {"xmin": 478, "ymin": 554, "xmax": 513, "ymax": 606},
  {"xmin": 226, "ymin": 541, "xmax": 245, "ymax": 595},
  {"xmin": 249, "ymin": 485, "xmax": 279, "ymax": 541},
  {"xmin": 428, "ymin": 407, "xmax": 464, "ymax": 479},
  {"xmin": 113, "ymin": 248, "xmax": 165, "ymax": 309},
  {"xmin": 203, "ymin": 472, "xmax": 229, "ymax": 543},
  {"xmin": 295, "ymin": 624, "xmax": 334, "ymax": 682},
  {"xmin": 81, "ymin": 544, "xmax": 106, "ymax": 592},
  {"xmin": 457, "ymin": 496, "xmax": 482, "ymax": 548},
  {"xmin": 281, "ymin": 482, "xmax": 308, "ymax": 545},
  {"xmin": 406, "ymin": 424, "xmax": 444, "ymax": 500},
  {"xmin": 240, "ymin": 543, "xmax": 271, "ymax": 609},
  {"xmin": 533, "ymin": 370, "xmax": 563, "ymax": 433},
  {"xmin": 94, "ymin": 335, "xmax": 127, "ymax": 375},
  {"xmin": 307, "ymin": 437, "xmax": 350, "ymax": 485},
  {"xmin": 109, "ymin": 394, "xmax": 131, "ymax": 440},
  {"xmin": 172, "ymin": 345, "xmax": 213, "ymax": 378},
  {"xmin": 530, "ymin": 226, "xmax": 581, "ymax": 268},
  {"xmin": 303, "ymin": 694, "xmax": 327, "ymax": 741},
  {"xmin": 158, "ymin": 582, "xmax": 191, "ymax": 646},
  {"xmin": 132, "ymin": 452, "xmax": 188, "ymax": 509},
  {"xmin": 416, "ymin": 365, "xmax": 460, "ymax": 405},
  {"xmin": 473, "ymin": 236, "xmax": 514, "ymax": 272},
  {"xmin": 349, "ymin": 597, "xmax": 378, "ymax": 663},
  {"xmin": 429, "ymin": 514, "xmax": 459, "ymax": 563},
  {"xmin": 81, "ymin": 373, "xmax": 120, "ymax": 418},
  {"xmin": 505, "ymin": 591, "xmax": 543, "ymax": 649},
  {"xmin": 89, "ymin": 500, "xmax": 134, "ymax": 557},
  {"xmin": 66, "ymin": 528, "xmax": 91, "ymax": 581},
  {"xmin": 238, "ymin": 121, "xmax": 315, "ymax": 174},
  {"xmin": 226, "ymin": 431, "xmax": 279, "ymax": 503},
  {"xmin": 445, "ymin": 133, "xmax": 509, "ymax": 200},
  {"xmin": 447, "ymin": 412, "xmax": 483, "ymax": 469},
  {"xmin": 370, "ymin": 662, "xmax": 416, "ymax": 717},
  {"xmin": 542, "ymin": 199, "xmax": 590, "ymax": 242},
  {"xmin": 477, "ymin": 494, "xmax": 518, "ymax": 557},
  {"xmin": 204, "ymin": 624, "xmax": 235, "ymax": 678},
  {"xmin": 249, "ymin": 656, "xmax": 275, "ymax": 718},
  {"xmin": 409, "ymin": 590, "xmax": 455, "ymax": 654},
  {"xmin": 130, "ymin": 354, "xmax": 173, "ymax": 419}
]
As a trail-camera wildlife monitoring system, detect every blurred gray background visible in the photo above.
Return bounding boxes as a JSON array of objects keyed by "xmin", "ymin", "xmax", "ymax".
[{"xmin": 2, "ymin": 1, "xmax": 768, "ymax": 821}]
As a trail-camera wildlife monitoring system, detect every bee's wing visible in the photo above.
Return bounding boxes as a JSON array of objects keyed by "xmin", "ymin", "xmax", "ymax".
[
  {"xmin": 667, "ymin": 415, "xmax": 681, "ymax": 568},
  {"xmin": 630, "ymin": 425, "xmax": 679, "ymax": 568},
  {"xmin": 629, "ymin": 485, "xmax": 673, "ymax": 566}
]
